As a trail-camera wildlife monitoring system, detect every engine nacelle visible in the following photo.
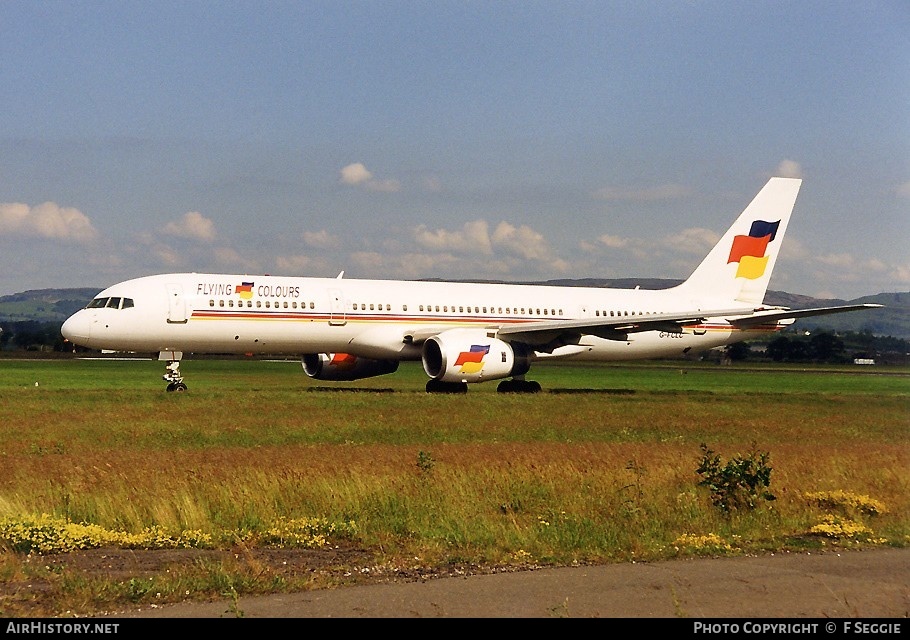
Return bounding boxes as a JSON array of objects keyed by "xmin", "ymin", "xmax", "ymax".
[
  {"xmin": 302, "ymin": 353, "xmax": 399, "ymax": 381},
  {"xmin": 421, "ymin": 329, "xmax": 531, "ymax": 383}
]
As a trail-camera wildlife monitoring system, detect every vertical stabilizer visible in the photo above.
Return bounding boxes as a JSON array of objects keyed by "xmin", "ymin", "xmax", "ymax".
[{"xmin": 674, "ymin": 177, "xmax": 801, "ymax": 306}]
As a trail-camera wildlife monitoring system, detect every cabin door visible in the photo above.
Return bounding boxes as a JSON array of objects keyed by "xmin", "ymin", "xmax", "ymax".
[
  {"xmin": 166, "ymin": 283, "xmax": 188, "ymax": 324},
  {"xmin": 328, "ymin": 288, "xmax": 346, "ymax": 326}
]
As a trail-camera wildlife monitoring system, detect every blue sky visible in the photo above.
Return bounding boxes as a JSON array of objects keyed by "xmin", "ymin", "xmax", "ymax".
[{"xmin": 1, "ymin": 1, "xmax": 907, "ymax": 300}]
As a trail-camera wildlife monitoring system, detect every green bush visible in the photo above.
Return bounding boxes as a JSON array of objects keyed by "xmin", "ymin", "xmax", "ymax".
[{"xmin": 695, "ymin": 443, "xmax": 776, "ymax": 513}]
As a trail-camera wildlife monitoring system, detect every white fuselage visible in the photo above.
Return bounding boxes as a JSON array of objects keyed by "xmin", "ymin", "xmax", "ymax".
[{"xmin": 61, "ymin": 272, "xmax": 780, "ymax": 362}]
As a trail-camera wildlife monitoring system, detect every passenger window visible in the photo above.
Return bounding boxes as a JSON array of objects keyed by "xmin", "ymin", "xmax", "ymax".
[
  {"xmin": 209, "ymin": 300, "xmax": 215, "ymax": 307},
  {"xmin": 403, "ymin": 305, "xmax": 408, "ymax": 311},
  {"xmin": 219, "ymin": 300, "xmax": 225, "ymax": 307},
  {"xmin": 228, "ymin": 300, "xmax": 234, "ymax": 307}
]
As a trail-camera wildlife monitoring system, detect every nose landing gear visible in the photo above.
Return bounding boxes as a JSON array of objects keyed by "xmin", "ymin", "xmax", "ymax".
[{"xmin": 160, "ymin": 351, "xmax": 187, "ymax": 392}]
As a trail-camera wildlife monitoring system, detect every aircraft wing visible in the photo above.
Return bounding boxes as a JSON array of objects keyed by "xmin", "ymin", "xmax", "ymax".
[
  {"xmin": 496, "ymin": 306, "xmax": 756, "ymax": 349},
  {"xmin": 725, "ymin": 303, "xmax": 884, "ymax": 328},
  {"xmin": 404, "ymin": 303, "xmax": 883, "ymax": 352}
]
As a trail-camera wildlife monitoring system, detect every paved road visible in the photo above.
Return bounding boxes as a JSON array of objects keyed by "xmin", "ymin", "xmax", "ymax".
[{"xmin": 109, "ymin": 548, "xmax": 909, "ymax": 619}]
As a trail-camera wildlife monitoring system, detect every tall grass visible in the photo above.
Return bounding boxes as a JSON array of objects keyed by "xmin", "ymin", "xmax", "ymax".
[{"xmin": 0, "ymin": 357, "xmax": 906, "ymax": 615}]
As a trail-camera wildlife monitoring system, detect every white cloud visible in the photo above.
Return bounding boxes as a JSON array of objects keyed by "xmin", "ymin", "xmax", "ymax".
[
  {"xmin": 150, "ymin": 243, "xmax": 183, "ymax": 267},
  {"xmin": 0, "ymin": 201, "xmax": 98, "ymax": 242},
  {"xmin": 340, "ymin": 162, "xmax": 372, "ymax": 185},
  {"xmin": 340, "ymin": 162, "xmax": 401, "ymax": 192},
  {"xmin": 895, "ymin": 181, "xmax": 910, "ymax": 198},
  {"xmin": 276, "ymin": 254, "xmax": 330, "ymax": 274},
  {"xmin": 592, "ymin": 184, "xmax": 691, "ymax": 201},
  {"xmin": 596, "ymin": 234, "xmax": 629, "ymax": 249},
  {"xmin": 815, "ymin": 252, "xmax": 855, "ymax": 268},
  {"xmin": 411, "ymin": 218, "xmax": 566, "ymax": 272},
  {"xmin": 664, "ymin": 227, "xmax": 720, "ymax": 256},
  {"xmin": 890, "ymin": 263, "xmax": 910, "ymax": 285},
  {"xmin": 491, "ymin": 221, "xmax": 550, "ymax": 260},
  {"xmin": 303, "ymin": 229, "xmax": 340, "ymax": 249},
  {"xmin": 775, "ymin": 159, "xmax": 803, "ymax": 179},
  {"xmin": 212, "ymin": 247, "xmax": 261, "ymax": 271},
  {"xmin": 163, "ymin": 211, "xmax": 216, "ymax": 242},
  {"xmin": 414, "ymin": 220, "xmax": 493, "ymax": 255}
]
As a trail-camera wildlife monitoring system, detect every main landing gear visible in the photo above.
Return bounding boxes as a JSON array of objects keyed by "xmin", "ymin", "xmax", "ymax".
[
  {"xmin": 425, "ymin": 379, "xmax": 468, "ymax": 394},
  {"xmin": 162, "ymin": 357, "xmax": 187, "ymax": 392},
  {"xmin": 424, "ymin": 378, "xmax": 542, "ymax": 394},
  {"xmin": 496, "ymin": 378, "xmax": 541, "ymax": 393}
]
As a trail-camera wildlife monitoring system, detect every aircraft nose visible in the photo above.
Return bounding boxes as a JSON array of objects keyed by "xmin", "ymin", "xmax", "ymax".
[{"xmin": 61, "ymin": 312, "xmax": 91, "ymax": 344}]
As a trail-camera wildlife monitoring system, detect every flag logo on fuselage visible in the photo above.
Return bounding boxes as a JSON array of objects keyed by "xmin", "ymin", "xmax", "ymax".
[{"xmin": 236, "ymin": 282, "xmax": 254, "ymax": 299}]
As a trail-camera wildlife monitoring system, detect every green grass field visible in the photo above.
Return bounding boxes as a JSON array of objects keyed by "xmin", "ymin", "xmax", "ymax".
[{"xmin": 0, "ymin": 356, "xmax": 906, "ymax": 616}]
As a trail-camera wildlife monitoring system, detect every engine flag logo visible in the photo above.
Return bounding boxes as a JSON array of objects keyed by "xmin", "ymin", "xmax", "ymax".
[
  {"xmin": 727, "ymin": 219, "xmax": 780, "ymax": 280},
  {"xmin": 236, "ymin": 281, "xmax": 254, "ymax": 300},
  {"xmin": 454, "ymin": 344, "xmax": 490, "ymax": 374}
]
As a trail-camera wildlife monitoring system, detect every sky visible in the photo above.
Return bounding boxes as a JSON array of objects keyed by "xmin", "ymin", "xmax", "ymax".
[{"xmin": 1, "ymin": 1, "xmax": 908, "ymax": 301}]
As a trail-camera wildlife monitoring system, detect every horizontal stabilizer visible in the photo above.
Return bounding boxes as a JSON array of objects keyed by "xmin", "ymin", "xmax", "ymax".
[{"xmin": 728, "ymin": 304, "xmax": 884, "ymax": 328}]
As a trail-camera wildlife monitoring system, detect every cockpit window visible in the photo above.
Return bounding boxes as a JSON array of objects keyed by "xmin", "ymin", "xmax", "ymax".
[{"xmin": 85, "ymin": 296, "xmax": 134, "ymax": 310}]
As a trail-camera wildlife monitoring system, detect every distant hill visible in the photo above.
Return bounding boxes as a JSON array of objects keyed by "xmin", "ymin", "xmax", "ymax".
[
  {"xmin": 0, "ymin": 288, "xmax": 101, "ymax": 322},
  {"xmin": 2, "ymin": 283, "xmax": 907, "ymax": 338}
]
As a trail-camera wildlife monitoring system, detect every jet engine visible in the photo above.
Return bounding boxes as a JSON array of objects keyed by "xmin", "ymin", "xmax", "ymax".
[
  {"xmin": 421, "ymin": 329, "xmax": 531, "ymax": 383},
  {"xmin": 302, "ymin": 353, "xmax": 399, "ymax": 381}
]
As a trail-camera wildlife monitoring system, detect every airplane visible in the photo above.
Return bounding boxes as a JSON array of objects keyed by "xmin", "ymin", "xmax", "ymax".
[{"xmin": 61, "ymin": 177, "xmax": 882, "ymax": 393}]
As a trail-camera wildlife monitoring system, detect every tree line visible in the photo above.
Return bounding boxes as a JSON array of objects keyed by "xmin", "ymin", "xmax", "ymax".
[{"xmin": 725, "ymin": 330, "xmax": 908, "ymax": 365}]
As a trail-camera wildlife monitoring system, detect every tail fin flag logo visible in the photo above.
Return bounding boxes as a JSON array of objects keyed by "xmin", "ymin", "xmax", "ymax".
[
  {"xmin": 236, "ymin": 282, "xmax": 254, "ymax": 300},
  {"xmin": 454, "ymin": 345, "xmax": 490, "ymax": 374},
  {"xmin": 727, "ymin": 219, "xmax": 780, "ymax": 280}
]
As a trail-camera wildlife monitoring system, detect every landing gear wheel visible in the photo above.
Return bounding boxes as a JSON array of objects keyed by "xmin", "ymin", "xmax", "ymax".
[
  {"xmin": 163, "ymin": 360, "xmax": 186, "ymax": 392},
  {"xmin": 425, "ymin": 379, "xmax": 468, "ymax": 394},
  {"xmin": 497, "ymin": 379, "xmax": 541, "ymax": 393}
]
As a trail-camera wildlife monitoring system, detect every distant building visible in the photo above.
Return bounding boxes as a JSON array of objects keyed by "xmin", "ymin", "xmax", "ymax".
[{"xmin": 853, "ymin": 358, "xmax": 875, "ymax": 365}]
